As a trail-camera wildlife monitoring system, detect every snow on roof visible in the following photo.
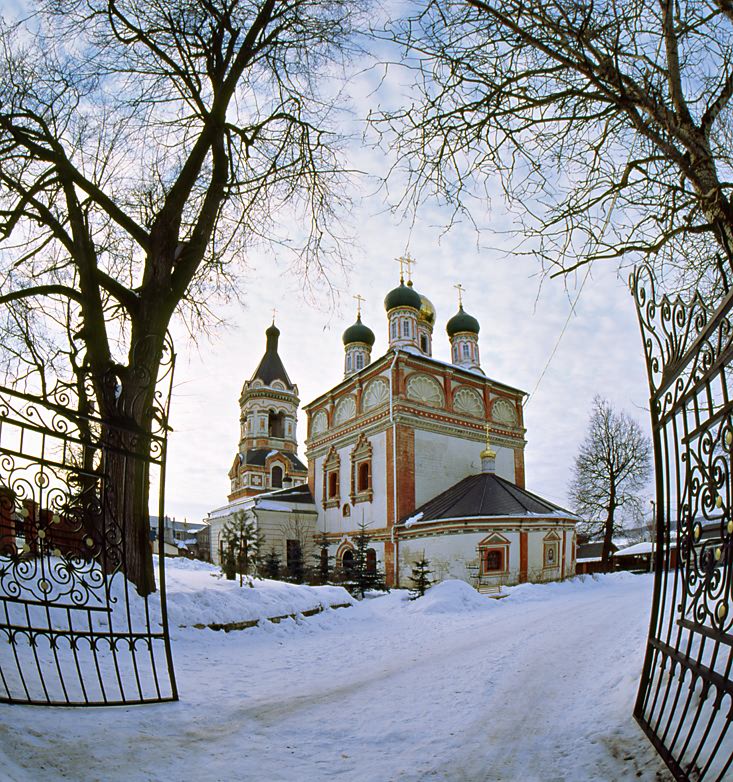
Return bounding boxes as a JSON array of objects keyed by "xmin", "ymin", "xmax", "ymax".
[
  {"xmin": 256, "ymin": 500, "xmax": 296, "ymax": 512},
  {"xmin": 614, "ymin": 541, "xmax": 654, "ymax": 557},
  {"xmin": 404, "ymin": 511, "xmax": 424, "ymax": 529},
  {"xmin": 576, "ymin": 557, "xmax": 602, "ymax": 563}
]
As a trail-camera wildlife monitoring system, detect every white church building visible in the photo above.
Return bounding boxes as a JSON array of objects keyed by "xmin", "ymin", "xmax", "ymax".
[{"xmin": 206, "ymin": 265, "xmax": 578, "ymax": 588}]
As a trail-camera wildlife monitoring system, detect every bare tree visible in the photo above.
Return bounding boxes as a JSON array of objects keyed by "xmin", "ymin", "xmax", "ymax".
[
  {"xmin": 375, "ymin": 1, "xmax": 733, "ymax": 295},
  {"xmin": 569, "ymin": 396, "xmax": 651, "ymax": 568},
  {"xmin": 0, "ymin": 1, "xmax": 364, "ymax": 593}
]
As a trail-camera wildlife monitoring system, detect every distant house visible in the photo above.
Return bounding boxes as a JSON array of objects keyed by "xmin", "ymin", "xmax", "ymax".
[
  {"xmin": 149, "ymin": 516, "xmax": 208, "ymax": 558},
  {"xmin": 614, "ymin": 534, "xmax": 679, "ymax": 572},
  {"xmin": 575, "ymin": 542, "xmax": 618, "ymax": 575}
]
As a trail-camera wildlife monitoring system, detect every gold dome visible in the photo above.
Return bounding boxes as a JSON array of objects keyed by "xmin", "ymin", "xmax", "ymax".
[{"xmin": 418, "ymin": 294, "xmax": 436, "ymax": 326}]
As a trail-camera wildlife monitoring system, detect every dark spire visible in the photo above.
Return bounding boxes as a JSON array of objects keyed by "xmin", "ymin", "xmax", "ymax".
[{"xmin": 251, "ymin": 323, "xmax": 293, "ymax": 389}]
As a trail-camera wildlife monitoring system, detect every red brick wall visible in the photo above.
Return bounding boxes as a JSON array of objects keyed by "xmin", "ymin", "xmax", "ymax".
[{"xmin": 514, "ymin": 449, "xmax": 526, "ymax": 489}]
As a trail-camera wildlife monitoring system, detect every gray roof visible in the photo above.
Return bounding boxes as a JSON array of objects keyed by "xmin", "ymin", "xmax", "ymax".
[
  {"xmin": 255, "ymin": 483, "xmax": 315, "ymax": 506},
  {"xmin": 399, "ymin": 472, "xmax": 575, "ymax": 526},
  {"xmin": 239, "ymin": 449, "xmax": 306, "ymax": 472}
]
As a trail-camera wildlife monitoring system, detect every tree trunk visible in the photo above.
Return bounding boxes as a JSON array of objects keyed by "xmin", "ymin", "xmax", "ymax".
[
  {"xmin": 92, "ymin": 332, "xmax": 166, "ymax": 597},
  {"xmin": 602, "ymin": 505, "xmax": 615, "ymax": 571}
]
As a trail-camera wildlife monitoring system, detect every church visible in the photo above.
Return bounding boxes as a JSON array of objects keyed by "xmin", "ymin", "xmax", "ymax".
[{"xmin": 205, "ymin": 261, "xmax": 579, "ymax": 589}]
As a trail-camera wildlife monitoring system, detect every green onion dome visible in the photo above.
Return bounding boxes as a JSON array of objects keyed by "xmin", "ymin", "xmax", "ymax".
[
  {"xmin": 384, "ymin": 281, "xmax": 422, "ymax": 312},
  {"xmin": 446, "ymin": 305, "xmax": 480, "ymax": 336},
  {"xmin": 342, "ymin": 314, "xmax": 375, "ymax": 347}
]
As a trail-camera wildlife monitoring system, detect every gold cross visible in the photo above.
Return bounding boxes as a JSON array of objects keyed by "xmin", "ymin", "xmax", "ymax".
[
  {"xmin": 454, "ymin": 283, "xmax": 465, "ymax": 307},
  {"xmin": 483, "ymin": 422, "xmax": 497, "ymax": 458},
  {"xmin": 395, "ymin": 253, "xmax": 417, "ymax": 283},
  {"xmin": 353, "ymin": 294, "xmax": 365, "ymax": 316}
]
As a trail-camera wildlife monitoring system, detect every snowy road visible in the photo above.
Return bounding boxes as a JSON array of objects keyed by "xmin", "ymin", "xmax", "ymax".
[{"xmin": 0, "ymin": 574, "xmax": 673, "ymax": 781}]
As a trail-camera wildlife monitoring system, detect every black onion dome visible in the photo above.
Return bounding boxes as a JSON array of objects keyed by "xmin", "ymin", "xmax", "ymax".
[
  {"xmin": 342, "ymin": 314, "xmax": 375, "ymax": 347},
  {"xmin": 384, "ymin": 281, "xmax": 422, "ymax": 312},
  {"xmin": 446, "ymin": 305, "xmax": 480, "ymax": 336}
]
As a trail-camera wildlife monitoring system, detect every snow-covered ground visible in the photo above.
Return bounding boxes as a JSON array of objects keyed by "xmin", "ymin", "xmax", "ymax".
[{"xmin": 0, "ymin": 562, "xmax": 673, "ymax": 781}]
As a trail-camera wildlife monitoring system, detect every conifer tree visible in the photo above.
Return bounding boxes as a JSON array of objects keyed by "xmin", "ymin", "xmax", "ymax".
[
  {"xmin": 350, "ymin": 520, "xmax": 385, "ymax": 598},
  {"xmin": 409, "ymin": 556, "xmax": 433, "ymax": 600},
  {"xmin": 312, "ymin": 531, "xmax": 334, "ymax": 585},
  {"xmin": 221, "ymin": 511, "xmax": 265, "ymax": 587},
  {"xmin": 262, "ymin": 548, "xmax": 281, "ymax": 581}
]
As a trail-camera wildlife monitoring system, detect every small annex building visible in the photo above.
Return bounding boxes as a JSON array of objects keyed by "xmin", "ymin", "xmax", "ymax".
[{"xmin": 396, "ymin": 436, "xmax": 578, "ymax": 587}]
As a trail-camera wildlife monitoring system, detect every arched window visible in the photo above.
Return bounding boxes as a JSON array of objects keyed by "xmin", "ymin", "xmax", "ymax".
[
  {"xmin": 268, "ymin": 410, "xmax": 285, "ymax": 438},
  {"xmin": 420, "ymin": 334, "xmax": 428, "ymax": 353},
  {"xmin": 402, "ymin": 319, "xmax": 410, "ymax": 337},
  {"xmin": 391, "ymin": 320, "xmax": 397, "ymax": 339},
  {"xmin": 484, "ymin": 549, "xmax": 503, "ymax": 572},
  {"xmin": 358, "ymin": 461, "xmax": 370, "ymax": 492},
  {"xmin": 453, "ymin": 345, "xmax": 458, "ymax": 361},
  {"xmin": 342, "ymin": 549, "xmax": 355, "ymax": 571},
  {"xmin": 366, "ymin": 548, "xmax": 377, "ymax": 574},
  {"xmin": 328, "ymin": 471, "xmax": 339, "ymax": 498},
  {"xmin": 271, "ymin": 465, "xmax": 283, "ymax": 489},
  {"xmin": 346, "ymin": 353, "xmax": 352, "ymax": 371},
  {"xmin": 355, "ymin": 353, "xmax": 364, "ymax": 370},
  {"xmin": 462, "ymin": 343, "xmax": 470, "ymax": 359}
]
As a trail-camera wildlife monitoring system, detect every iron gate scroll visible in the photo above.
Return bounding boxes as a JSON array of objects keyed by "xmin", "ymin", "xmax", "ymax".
[
  {"xmin": 0, "ymin": 341, "xmax": 177, "ymax": 706},
  {"xmin": 632, "ymin": 266, "xmax": 733, "ymax": 781}
]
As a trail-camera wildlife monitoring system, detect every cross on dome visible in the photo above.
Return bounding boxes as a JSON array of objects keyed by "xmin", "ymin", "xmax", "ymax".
[
  {"xmin": 395, "ymin": 253, "xmax": 417, "ymax": 283},
  {"xmin": 353, "ymin": 293, "xmax": 365, "ymax": 316},
  {"xmin": 481, "ymin": 422, "xmax": 497, "ymax": 460},
  {"xmin": 271, "ymin": 307, "xmax": 277, "ymax": 324},
  {"xmin": 454, "ymin": 283, "xmax": 465, "ymax": 308}
]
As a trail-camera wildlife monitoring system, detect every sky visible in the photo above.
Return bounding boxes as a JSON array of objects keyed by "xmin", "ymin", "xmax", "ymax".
[
  {"xmin": 0, "ymin": 0, "xmax": 654, "ymax": 524},
  {"xmin": 164, "ymin": 204, "xmax": 651, "ymax": 522},
  {"xmin": 156, "ymin": 10, "xmax": 654, "ymax": 524}
]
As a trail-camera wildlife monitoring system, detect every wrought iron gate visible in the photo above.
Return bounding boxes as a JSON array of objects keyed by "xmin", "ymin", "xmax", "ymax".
[
  {"xmin": 632, "ymin": 266, "xmax": 733, "ymax": 781},
  {"xmin": 0, "ymin": 341, "xmax": 178, "ymax": 706}
]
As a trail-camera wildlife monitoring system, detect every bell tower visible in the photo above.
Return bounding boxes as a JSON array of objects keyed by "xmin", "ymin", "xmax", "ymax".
[{"xmin": 228, "ymin": 321, "xmax": 307, "ymax": 500}]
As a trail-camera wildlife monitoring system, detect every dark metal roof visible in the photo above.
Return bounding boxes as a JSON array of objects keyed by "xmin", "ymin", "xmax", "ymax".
[
  {"xmin": 241, "ymin": 449, "xmax": 307, "ymax": 472},
  {"xmin": 577, "ymin": 542, "xmax": 617, "ymax": 560},
  {"xmin": 399, "ymin": 472, "xmax": 576, "ymax": 526},
  {"xmin": 250, "ymin": 325, "xmax": 294, "ymax": 389}
]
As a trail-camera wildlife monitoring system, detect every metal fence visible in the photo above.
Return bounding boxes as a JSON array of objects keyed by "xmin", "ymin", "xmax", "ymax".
[
  {"xmin": 632, "ymin": 265, "xmax": 733, "ymax": 781},
  {"xmin": 0, "ymin": 342, "xmax": 177, "ymax": 706}
]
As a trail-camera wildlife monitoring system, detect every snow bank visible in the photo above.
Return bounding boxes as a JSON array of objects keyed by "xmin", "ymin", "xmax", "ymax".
[
  {"xmin": 408, "ymin": 578, "xmax": 494, "ymax": 614},
  {"xmin": 161, "ymin": 557, "xmax": 354, "ymax": 628}
]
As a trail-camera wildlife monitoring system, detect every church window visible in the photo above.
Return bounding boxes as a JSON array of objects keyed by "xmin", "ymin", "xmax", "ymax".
[
  {"xmin": 341, "ymin": 549, "xmax": 355, "ymax": 571},
  {"xmin": 402, "ymin": 319, "xmax": 410, "ymax": 337},
  {"xmin": 322, "ymin": 447, "xmax": 341, "ymax": 508},
  {"xmin": 343, "ymin": 503, "xmax": 351, "ymax": 517},
  {"xmin": 462, "ymin": 343, "xmax": 470, "ymax": 359},
  {"xmin": 366, "ymin": 548, "xmax": 377, "ymax": 574},
  {"xmin": 420, "ymin": 334, "xmax": 428, "ymax": 353},
  {"xmin": 391, "ymin": 320, "xmax": 397, "ymax": 339},
  {"xmin": 453, "ymin": 345, "xmax": 459, "ymax": 362},
  {"xmin": 271, "ymin": 465, "xmax": 283, "ymax": 489},
  {"xmin": 350, "ymin": 433, "xmax": 373, "ymax": 504},
  {"xmin": 483, "ymin": 549, "xmax": 504, "ymax": 573},
  {"xmin": 358, "ymin": 461, "xmax": 370, "ymax": 492},
  {"xmin": 355, "ymin": 353, "xmax": 364, "ymax": 370},
  {"xmin": 346, "ymin": 353, "xmax": 352, "ymax": 371}
]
